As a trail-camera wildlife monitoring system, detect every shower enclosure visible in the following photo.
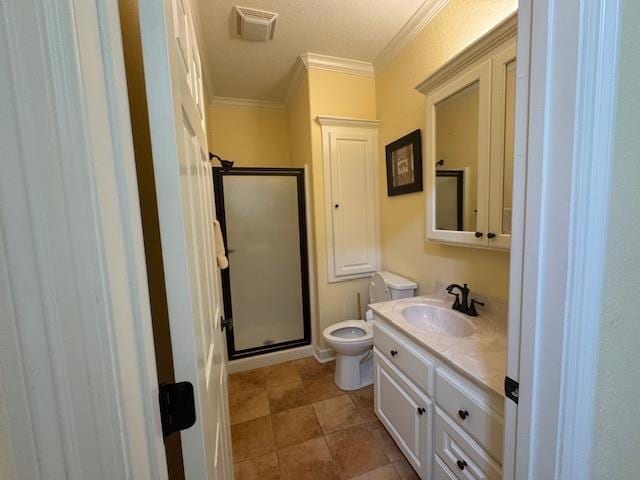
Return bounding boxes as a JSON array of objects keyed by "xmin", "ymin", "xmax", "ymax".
[{"xmin": 213, "ymin": 167, "xmax": 311, "ymax": 360}]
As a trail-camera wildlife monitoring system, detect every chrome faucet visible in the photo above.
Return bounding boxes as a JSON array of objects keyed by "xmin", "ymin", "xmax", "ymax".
[{"xmin": 446, "ymin": 283, "xmax": 484, "ymax": 317}]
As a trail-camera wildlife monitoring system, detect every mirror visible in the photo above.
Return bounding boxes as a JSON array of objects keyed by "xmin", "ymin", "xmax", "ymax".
[
  {"xmin": 434, "ymin": 81, "xmax": 479, "ymax": 232},
  {"xmin": 501, "ymin": 60, "xmax": 516, "ymax": 235}
]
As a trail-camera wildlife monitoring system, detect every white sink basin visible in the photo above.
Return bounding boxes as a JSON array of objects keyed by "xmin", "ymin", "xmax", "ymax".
[{"xmin": 399, "ymin": 303, "xmax": 475, "ymax": 338}]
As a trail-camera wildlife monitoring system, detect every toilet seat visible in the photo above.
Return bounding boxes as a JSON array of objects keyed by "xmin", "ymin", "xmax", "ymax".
[{"xmin": 323, "ymin": 320, "xmax": 373, "ymax": 345}]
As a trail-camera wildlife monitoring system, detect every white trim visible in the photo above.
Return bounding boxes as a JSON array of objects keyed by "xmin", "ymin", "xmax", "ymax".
[
  {"xmin": 415, "ymin": 13, "xmax": 517, "ymax": 95},
  {"xmin": 0, "ymin": 0, "xmax": 166, "ymax": 478},
  {"xmin": 284, "ymin": 56, "xmax": 306, "ymax": 106},
  {"xmin": 210, "ymin": 96, "xmax": 284, "ymax": 111},
  {"xmin": 555, "ymin": 0, "xmax": 620, "ymax": 477},
  {"xmin": 314, "ymin": 345, "xmax": 337, "ymax": 364},
  {"xmin": 316, "ymin": 115, "xmax": 381, "ymax": 128},
  {"xmin": 301, "ymin": 52, "xmax": 375, "ymax": 78},
  {"xmin": 509, "ymin": 0, "xmax": 622, "ymax": 478},
  {"xmin": 227, "ymin": 346, "xmax": 314, "ymax": 374},
  {"xmin": 373, "ymin": 0, "xmax": 450, "ymax": 73}
]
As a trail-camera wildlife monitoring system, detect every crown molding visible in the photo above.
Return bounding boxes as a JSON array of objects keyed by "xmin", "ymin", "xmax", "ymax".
[
  {"xmin": 301, "ymin": 53, "xmax": 375, "ymax": 78},
  {"xmin": 415, "ymin": 12, "xmax": 518, "ymax": 94},
  {"xmin": 316, "ymin": 115, "xmax": 380, "ymax": 128},
  {"xmin": 374, "ymin": 0, "xmax": 450, "ymax": 73},
  {"xmin": 284, "ymin": 57, "xmax": 306, "ymax": 106},
  {"xmin": 210, "ymin": 96, "xmax": 285, "ymax": 110}
]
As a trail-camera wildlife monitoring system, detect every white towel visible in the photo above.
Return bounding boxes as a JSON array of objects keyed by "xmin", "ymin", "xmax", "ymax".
[{"xmin": 213, "ymin": 219, "xmax": 229, "ymax": 269}]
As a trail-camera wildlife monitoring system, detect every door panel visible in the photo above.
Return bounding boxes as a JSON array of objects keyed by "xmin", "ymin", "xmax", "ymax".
[{"xmin": 139, "ymin": 0, "xmax": 233, "ymax": 477}]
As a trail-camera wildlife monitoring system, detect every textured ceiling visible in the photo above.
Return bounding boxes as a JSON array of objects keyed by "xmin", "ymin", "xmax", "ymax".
[{"xmin": 195, "ymin": 0, "xmax": 426, "ymax": 101}]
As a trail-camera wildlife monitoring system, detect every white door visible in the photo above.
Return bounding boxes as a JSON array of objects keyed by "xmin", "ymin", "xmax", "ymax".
[
  {"xmin": 373, "ymin": 351, "xmax": 432, "ymax": 479},
  {"xmin": 139, "ymin": 0, "xmax": 233, "ymax": 478}
]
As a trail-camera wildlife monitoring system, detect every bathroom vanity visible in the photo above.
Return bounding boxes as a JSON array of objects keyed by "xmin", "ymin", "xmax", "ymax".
[{"xmin": 370, "ymin": 295, "xmax": 507, "ymax": 479}]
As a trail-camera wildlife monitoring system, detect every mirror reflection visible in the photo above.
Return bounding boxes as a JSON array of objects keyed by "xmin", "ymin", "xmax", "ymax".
[{"xmin": 435, "ymin": 81, "xmax": 479, "ymax": 232}]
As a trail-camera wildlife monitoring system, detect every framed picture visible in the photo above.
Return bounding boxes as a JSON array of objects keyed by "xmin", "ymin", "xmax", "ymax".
[{"xmin": 385, "ymin": 129, "xmax": 423, "ymax": 196}]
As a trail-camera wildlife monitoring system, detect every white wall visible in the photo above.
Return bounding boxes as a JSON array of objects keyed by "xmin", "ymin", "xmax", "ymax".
[{"xmin": 592, "ymin": 0, "xmax": 640, "ymax": 477}]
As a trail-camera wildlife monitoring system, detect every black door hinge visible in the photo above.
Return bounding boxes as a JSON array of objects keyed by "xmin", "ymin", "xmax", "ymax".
[
  {"xmin": 505, "ymin": 376, "xmax": 519, "ymax": 404},
  {"xmin": 159, "ymin": 382, "xmax": 196, "ymax": 439},
  {"xmin": 221, "ymin": 316, "xmax": 233, "ymax": 332}
]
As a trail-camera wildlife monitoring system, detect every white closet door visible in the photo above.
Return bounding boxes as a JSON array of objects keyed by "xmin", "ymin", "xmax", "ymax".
[{"xmin": 320, "ymin": 118, "xmax": 380, "ymax": 282}]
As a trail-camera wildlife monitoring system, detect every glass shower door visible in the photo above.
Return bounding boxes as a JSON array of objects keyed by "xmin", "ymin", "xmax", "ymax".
[{"xmin": 213, "ymin": 168, "xmax": 310, "ymax": 359}]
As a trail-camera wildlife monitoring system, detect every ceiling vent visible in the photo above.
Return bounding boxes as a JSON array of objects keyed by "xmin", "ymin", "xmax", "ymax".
[{"xmin": 234, "ymin": 6, "xmax": 278, "ymax": 41}]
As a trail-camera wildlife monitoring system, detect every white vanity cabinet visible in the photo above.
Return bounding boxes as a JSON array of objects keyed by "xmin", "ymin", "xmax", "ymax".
[
  {"xmin": 417, "ymin": 14, "xmax": 517, "ymax": 250},
  {"xmin": 373, "ymin": 318, "xmax": 504, "ymax": 479}
]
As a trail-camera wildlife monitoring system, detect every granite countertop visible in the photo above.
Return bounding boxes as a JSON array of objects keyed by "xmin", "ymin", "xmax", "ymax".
[{"xmin": 369, "ymin": 294, "xmax": 507, "ymax": 396}]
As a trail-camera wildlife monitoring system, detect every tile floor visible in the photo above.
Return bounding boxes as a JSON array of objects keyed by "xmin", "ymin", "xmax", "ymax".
[{"xmin": 229, "ymin": 357, "xmax": 420, "ymax": 480}]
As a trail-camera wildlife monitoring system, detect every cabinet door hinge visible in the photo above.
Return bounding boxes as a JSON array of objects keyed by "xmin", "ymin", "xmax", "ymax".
[
  {"xmin": 159, "ymin": 382, "xmax": 196, "ymax": 438},
  {"xmin": 504, "ymin": 376, "xmax": 519, "ymax": 404}
]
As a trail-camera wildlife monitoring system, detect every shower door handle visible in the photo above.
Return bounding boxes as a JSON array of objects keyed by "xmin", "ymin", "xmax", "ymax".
[{"xmin": 221, "ymin": 316, "xmax": 233, "ymax": 332}]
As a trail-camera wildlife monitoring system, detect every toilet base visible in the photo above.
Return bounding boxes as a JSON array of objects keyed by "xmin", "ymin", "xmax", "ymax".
[{"xmin": 334, "ymin": 349, "xmax": 373, "ymax": 391}]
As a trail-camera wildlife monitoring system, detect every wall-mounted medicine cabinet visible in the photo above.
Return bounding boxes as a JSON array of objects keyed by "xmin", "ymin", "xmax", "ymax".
[{"xmin": 417, "ymin": 14, "xmax": 517, "ymax": 250}]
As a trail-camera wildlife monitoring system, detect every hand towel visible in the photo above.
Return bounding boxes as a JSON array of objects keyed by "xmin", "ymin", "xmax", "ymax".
[{"xmin": 213, "ymin": 219, "xmax": 229, "ymax": 269}]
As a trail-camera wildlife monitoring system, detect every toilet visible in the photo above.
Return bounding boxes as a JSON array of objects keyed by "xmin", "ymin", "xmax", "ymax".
[{"xmin": 322, "ymin": 271, "xmax": 417, "ymax": 390}]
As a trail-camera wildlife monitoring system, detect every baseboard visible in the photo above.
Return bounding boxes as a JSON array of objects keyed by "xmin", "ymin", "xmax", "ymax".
[
  {"xmin": 227, "ymin": 345, "xmax": 314, "ymax": 374},
  {"xmin": 313, "ymin": 345, "xmax": 336, "ymax": 363}
]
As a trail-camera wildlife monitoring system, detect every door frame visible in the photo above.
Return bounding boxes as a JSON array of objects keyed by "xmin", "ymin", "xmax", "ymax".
[
  {"xmin": 505, "ymin": 0, "xmax": 622, "ymax": 478},
  {"xmin": 212, "ymin": 167, "xmax": 312, "ymax": 360},
  {"xmin": 0, "ymin": 0, "xmax": 167, "ymax": 477}
]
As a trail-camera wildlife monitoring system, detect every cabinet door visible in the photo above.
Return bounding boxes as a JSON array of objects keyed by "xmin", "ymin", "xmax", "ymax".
[
  {"xmin": 425, "ymin": 60, "xmax": 492, "ymax": 247},
  {"xmin": 320, "ymin": 119, "xmax": 380, "ymax": 281},
  {"xmin": 488, "ymin": 40, "xmax": 517, "ymax": 249},
  {"xmin": 374, "ymin": 350, "xmax": 432, "ymax": 479}
]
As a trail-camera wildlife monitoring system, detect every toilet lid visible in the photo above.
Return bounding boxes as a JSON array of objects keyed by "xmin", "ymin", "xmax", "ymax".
[
  {"xmin": 369, "ymin": 272, "xmax": 391, "ymax": 304},
  {"xmin": 322, "ymin": 320, "xmax": 373, "ymax": 344}
]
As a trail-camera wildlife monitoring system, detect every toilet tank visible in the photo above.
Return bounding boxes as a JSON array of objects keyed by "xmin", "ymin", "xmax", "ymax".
[{"xmin": 369, "ymin": 271, "xmax": 418, "ymax": 303}]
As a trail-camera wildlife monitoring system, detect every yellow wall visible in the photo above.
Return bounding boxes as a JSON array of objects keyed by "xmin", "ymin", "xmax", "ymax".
[
  {"xmin": 376, "ymin": 0, "xmax": 517, "ymax": 300},
  {"xmin": 307, "ymin": 69, "xmax": 379, "ymax": 347},
  {"xmin": 593, "ymin": 0, "xmax": 640, "ymax": 476},
  {"xmin": 207, "ymin": 104, "xmax": 291, "ymax": 167}
]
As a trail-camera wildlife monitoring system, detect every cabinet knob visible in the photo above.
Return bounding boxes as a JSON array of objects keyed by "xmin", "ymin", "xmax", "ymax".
[
  {"xmin": 390, "ymin": 349, "xmax": 398, "ymax": 357},
  {"xmin": 475, "ymin": 232, "xmax": 483, "ymax": 238},
  {"xmin": 334, "ymin": 204, "xmax": 340, "ymax": 209},
  {"xmin": 458, "ymin": 409, "xmax": 469, "ymax": 420},
  {"xmin": 457, "ymin": 459, "xmax": 467, "ymax": 471},
  {"xmin": 417, "ymin": 407, "xmax": 425, "ymax": 415},
  {"xmin": 487, "ymin": 232, "xmax": 496, "ymax": 239}
]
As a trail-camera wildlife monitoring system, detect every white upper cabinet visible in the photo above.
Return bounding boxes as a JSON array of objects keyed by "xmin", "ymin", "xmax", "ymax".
[
  {"xmin": 319, "ymin": 116, "xmax": 381, "ymax": 282},
  {"xmin": 417, "ymin": 15, "xmax": 517, "ymax": 250}
]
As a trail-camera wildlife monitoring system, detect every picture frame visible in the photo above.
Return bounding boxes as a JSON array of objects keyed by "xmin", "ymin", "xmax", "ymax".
[{"xmin": 385, "ymin": 129, "xmax": 423, "ymax": 196}]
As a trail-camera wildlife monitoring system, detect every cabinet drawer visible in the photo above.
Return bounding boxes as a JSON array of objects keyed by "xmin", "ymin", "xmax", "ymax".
[
  {"xmin": 374, "ymin": 350, "xmax": 432, "ymax": 479},
  {"xmin": 434, "ymin": 455, "xmax": 457, "ymax": 480},
  {"xmin": 435, "ymin": 369, "xmax": 503, "ymax": 461},
  {"xmin": 435, "ymin": 408, "xmax": 501, "ymax": 480},
  {"xmin": 373, "ymin": 319, "xmax": 434, "ymax": 396}
]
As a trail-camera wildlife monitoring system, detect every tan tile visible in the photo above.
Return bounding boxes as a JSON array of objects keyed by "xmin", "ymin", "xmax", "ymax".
[
  {"xmin": 303, "ymin": 375, "xmax": 344, "ymax": 403},
  {"xmin": 350, "ymin": 385, "xmax": 376, "ymax": 422},
  {"xmin": 278, "ymin": 437, "xmax": 339, "ymax": 480},
  {"xmin": 292, "ymin": 357, "xmax": 334, "ymax": 380},
  {"xmin": 313, "ymin": 395, "xmax": 365, "ymax": 434},
  {"xmin": 366, "ymin": 422, "xmax": 403, "ymax": 462},
  {"xmin": 265, "ymin": 362, "xmax": 302, "ymax": 388},
  {"xmin": 325, "ymin": 424, "xmax": 389, "ymax": 479},
  {"xmin": 229, "ymin": 368, "xmax": 267, "ymax": 396},
  {"xmin": 230, "ymin": 388, "xmax": 270, "ymax": 425},
  {"xmin": 350, "ymin": 464, "xmax": 400, "ymax": 480},
  {"xmin": 267, "ymin": 380, "xmax": 308, "ymax": 414},
  {"xmin": 234, "ymin": 452, "xmax": 280, "ymax": 480},
  {"xmin": 272, "ymin": 404, "xmax": 323, "ymax": 449},
  {"xmin": 391, "ymin": 459, "xmax": 419, "ymax": 480},
  {"xmin": 231, "ymin": 415, "xmax": 275, "ymax": 463}
]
